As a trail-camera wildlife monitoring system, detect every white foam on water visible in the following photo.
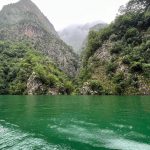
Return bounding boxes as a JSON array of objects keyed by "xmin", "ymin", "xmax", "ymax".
[
  {"xmin": 111, "ymin": 123, "xmax": 133, "ymax": 129},
  {"xmin": 104, "ymin": 138, "xmax": 150, "ymax": 150},
  {"xmin": 71, "ymin": 119, "xmax": 97, "ymax": 127},
  {"xmin": 0, "ymin": 120, "xmax": 5, "ymax": 122},
  {"xmin": 0, "ymin": 121, "xmax": 70, "ymax": 150},
  {"xmin": 125, "ymin": 131, "xmax": 148, "ymax": 139},
  {"xmin": 55, "ymin": 121, "xmax": 150, "ymax": 149},
  {"xmin": 1, "ymin": 119, "xmax": 149, "ymax": 150},
  {"xmin": 48, "ymin": 124, "xmax": 58, "ymax": 129},
  {"xmin": 56, "ymin": 124, "xmax": 115, "ymax": 148}
]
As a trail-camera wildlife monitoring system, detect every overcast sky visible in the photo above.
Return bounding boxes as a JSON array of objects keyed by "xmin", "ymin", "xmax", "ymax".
[{"xmin": 0, "ymin": 0, "xmax": 129, "ymax": 30}]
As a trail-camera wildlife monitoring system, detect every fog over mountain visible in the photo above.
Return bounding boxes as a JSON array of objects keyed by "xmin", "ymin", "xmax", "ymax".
[{"xmin": 59, "ymin": 21, "xmax": 107, "ymax": 53}]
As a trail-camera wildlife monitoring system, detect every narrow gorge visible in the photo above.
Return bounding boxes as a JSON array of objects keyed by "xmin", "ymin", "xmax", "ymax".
[{"xmin": 0, "ymin": 0, "xmax": 149, "ymax": 95}]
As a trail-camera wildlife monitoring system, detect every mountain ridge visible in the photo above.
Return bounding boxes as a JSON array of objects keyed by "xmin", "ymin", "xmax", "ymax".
[
  {"xmin": 0, "ymin": 0, "xmax": 78, "ymax": 95},
  {"xmin": 0, "ymin": 0, "xmax": 58, "ymax": 37},
  {"xmin": 0, "ymin": 0, "xmax": 78, "ymax": 77}
]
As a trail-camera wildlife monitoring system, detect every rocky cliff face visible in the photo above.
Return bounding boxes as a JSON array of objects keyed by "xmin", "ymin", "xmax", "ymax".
[
  {"xmin": 0, "ymin": 0, "xmax": 58, "ymax": 37},
  {"xmin": 0, "ymin": 0, "xmax": 78, "ymax": 77},
  {"xmin": 27, "ymin": 72, "xmax": 61, "ymax": 95}
]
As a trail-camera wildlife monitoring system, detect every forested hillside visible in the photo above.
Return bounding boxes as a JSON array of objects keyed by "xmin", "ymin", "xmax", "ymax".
[
  {"xmin": 0, "ymin": 0, "xmax": 78, "ymax": 77},
  {"xmin": 0, "ymin": 0, "xmax": 78, "ymax": 95},
  {"xmin": 0, "ymin": 0, "xmax": 149, "ymax": 95},
  {"xmin": 78, "ymin": 0, "xmax": 150, "ymax": 95},
  {"xmin": 0, "ymin": 41, "xmax": 74, "ymax": 95}
]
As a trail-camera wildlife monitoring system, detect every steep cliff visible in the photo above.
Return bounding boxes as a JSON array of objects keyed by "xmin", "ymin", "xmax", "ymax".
[
  {"xmin": 0, "ymin": 41, "xmax": 74, "ymax": 95},
  {"xmin": 78, "ymin": 0, "xmax": 150, "ymax": 95},
  {"xmin": 0, "ymin": 0, "xmax": 78, "ymax": 77}
]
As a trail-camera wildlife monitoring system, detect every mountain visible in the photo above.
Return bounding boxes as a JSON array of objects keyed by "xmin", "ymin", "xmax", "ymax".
[
  {"xmin": 0, "ymin": 0, "xmax": 58, "ymax": 37},
  {"xmin": 0, "ymin": 0, "xmax": 149, "ymax": 95},
  {"xmin": 0, "ymin": 0, "xmax": 78, "ymax": 95},
  {"xmin": 59, "ymin": 22, "xmax": 107, "ymax": 54},
  {"xmin": 0, "ymin": 41, "xmax": 74, "ymax": 95},
  {"xmin": 0, "ymin": 0, "xmax": 78, "ymax": 77},
  {"xmin": 78, "ymin": 0, "xmax": 150, "ymax": 95},
  {"xmin": 81, "ymin": 23, "xmax": 108, "ymax": 52},
  {"xmin": 90, "ymin": 23, "xmax": 108, "ymax": 32}
]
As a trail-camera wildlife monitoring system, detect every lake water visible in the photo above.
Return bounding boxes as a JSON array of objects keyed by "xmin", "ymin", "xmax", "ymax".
[{"xmin": 0, "ymin": 96, "xmax": 150, "ymax": 150}]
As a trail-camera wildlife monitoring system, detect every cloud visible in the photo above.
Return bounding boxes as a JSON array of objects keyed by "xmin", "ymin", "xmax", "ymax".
[{"xmin": 0, "ymin": 0, "xmax": 129, "ymax": 30}]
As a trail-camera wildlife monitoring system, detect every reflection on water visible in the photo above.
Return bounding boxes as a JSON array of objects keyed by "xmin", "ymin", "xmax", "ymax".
[{"xmin": 0, "ymin": 96, "xmax": 150, "ymax": 150}]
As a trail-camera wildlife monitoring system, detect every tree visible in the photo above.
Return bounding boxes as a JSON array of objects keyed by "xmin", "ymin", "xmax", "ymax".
[{"xmin": 119, "ymin": 0, "xmax": 150, "ymax": 14}]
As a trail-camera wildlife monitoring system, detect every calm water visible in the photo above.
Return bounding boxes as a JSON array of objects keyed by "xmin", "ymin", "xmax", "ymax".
[{"xmin": 0, "ymin": 96, "xmax": 150, "ymax": 150}]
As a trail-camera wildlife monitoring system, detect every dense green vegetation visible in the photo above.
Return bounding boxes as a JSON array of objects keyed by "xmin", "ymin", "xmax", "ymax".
[
  {"xmin": 0, "ymin": 0, "xmax": 78, "ymax": 79},
  {"xmin": 0, "ymin": 41, "xmax": 74, "ymax": 95},
  {"xmin": 0, "ymin": 0, "xmax": 149, "ymax": 95},
  {"xmin": 78, "ymin": 0, "xmax": 150, "ymax": 95}
]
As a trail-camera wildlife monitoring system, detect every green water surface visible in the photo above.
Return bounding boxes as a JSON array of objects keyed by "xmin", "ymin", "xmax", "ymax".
[{"xmin": 0, "ymin": 96, "xmax": 150, "ymax": 150}]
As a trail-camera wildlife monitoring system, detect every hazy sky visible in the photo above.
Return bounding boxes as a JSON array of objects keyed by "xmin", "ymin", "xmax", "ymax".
[{"xmin": 0, "ymin": 0, "xmax": 129, "ymax": 30}]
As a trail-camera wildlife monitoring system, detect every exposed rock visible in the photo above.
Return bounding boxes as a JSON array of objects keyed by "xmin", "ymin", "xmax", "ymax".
[
  {"xmin": 27, "ymin": 72, "xmax": 46, "ymax": 95},
  {"xmin": 48, "ymin": 88, "xmax": 60, "ymax": 95},
  {"xmin": 0, "ymin": 0, "xmax": 58, "ymax": 37},
  {"xmin": 138, "ymin": 76, "xmax": 150, "ymax": 95},
  {"xmin": 0, "ymin": 0, "xmax": 79, "ymax": 77},
  {"xmin": 94, "ymin": 40, "xmax": 112, "ymax": 62},
  {"xmin": 80, "ymin": 82, "xmax": 99, "ymax": 95}
]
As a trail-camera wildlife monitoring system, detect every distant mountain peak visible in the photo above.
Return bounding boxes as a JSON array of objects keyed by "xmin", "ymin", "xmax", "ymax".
[
  {"xmin": 59, "ymin": 21, "xmax": 107, "ymax": 54},
  {"xmin": 0, "ymin": 0, "xmax": 78, "ymax": 77},
  {"xmin": 0, "ymin": 0, "xmax": 58, "ymax": 37},
  {"xmin": 19, "ymin": 0, "xmax": 32, "ymax": 4},
  {"xmin": 20, "ymin": 0, "xmax": 32, "ymax": 3},
  {"xmin": 2, "ymin": 0, "xmax": 35, "ymax": 10},
  {"xmin": 17, "ymin": 0, "xmax": 38, "ymax": 9}
]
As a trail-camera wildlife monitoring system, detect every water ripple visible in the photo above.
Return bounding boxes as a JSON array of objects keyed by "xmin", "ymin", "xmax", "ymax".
[
  {"xmin": 0, "ymin": 121, "xmax": 69, "ymax": 150},
  {"xmin": 50, "ymin": 119, "xmax": 150, "ymax": 150}
]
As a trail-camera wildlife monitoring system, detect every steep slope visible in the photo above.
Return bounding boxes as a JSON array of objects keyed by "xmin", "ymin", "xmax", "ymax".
[
  {"xmin": 0, "ymin": 0, "xmax": 78, "ymax": 77},
  {"xmin": 0, "ymin": 0, "xmax": 58, "ymax": 37},
  {"xmin": 0, "ymin": 41, "xmax": 74, "ymax": 95},
  {"xmin": 90, "ymin": 24, "xmax": 108, "ymax": 32},
  {"xmin": 81, "ymin": 23, "xmax": 108, "ymax": 52},
  {"xmin": 78, "ymin": 0, "xmax": 150, "ymax": 95},
  {"xmin": 59, "ymin": 22, "xmax": 107, "ymax": 54}
]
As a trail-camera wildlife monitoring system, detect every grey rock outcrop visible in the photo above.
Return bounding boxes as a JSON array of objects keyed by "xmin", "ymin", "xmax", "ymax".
[{"xmin": 27, "ymin": 72, "xmax": 46, "ymax": 95}]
